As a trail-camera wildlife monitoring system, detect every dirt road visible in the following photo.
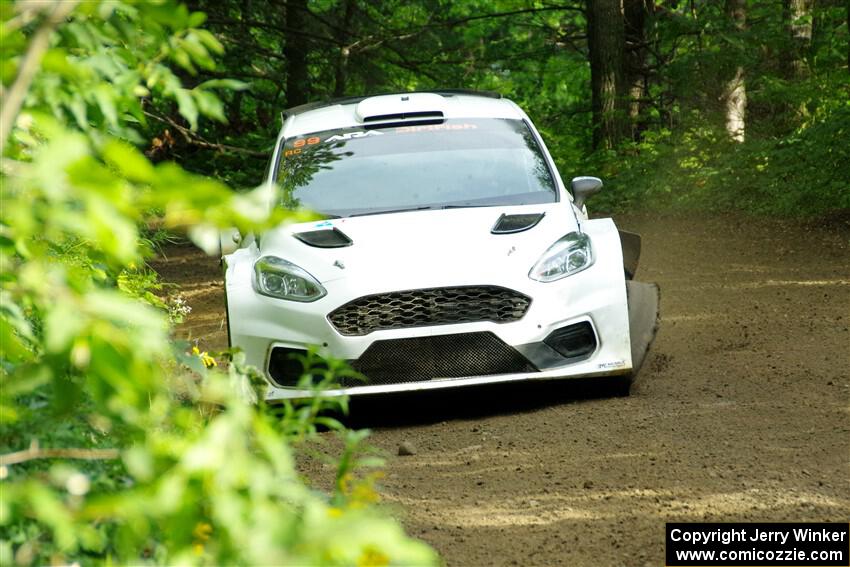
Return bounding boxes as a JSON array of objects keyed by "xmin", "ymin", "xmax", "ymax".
[{"xmin": 153, "ymin": 213, "xmax": 850, "ymax": 566}]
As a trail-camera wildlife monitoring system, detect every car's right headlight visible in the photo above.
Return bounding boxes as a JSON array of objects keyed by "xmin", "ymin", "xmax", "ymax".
[
  {"xmin": 529, "ymin": 232, "xmax": 594, "ymax": 282},
  {"xmin": 253, "ymin": 256, "xmax": 326, "ymax": 301}
]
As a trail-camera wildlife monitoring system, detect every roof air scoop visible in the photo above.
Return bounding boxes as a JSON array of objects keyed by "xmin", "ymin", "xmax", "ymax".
[
  {"xmin": 491, "ymin": 213, "xmax": 545, "ymax": 234},
  {"xmin": 363, "ymin": 111, "xmax": 443, "ymax": 122},
  {"xmin": 293, "ymin": 228, "xmax": 353, "ymax": 248},
  {"xmin": 355, "ymin": 93, "xmax": 446, "ymax": 123}
]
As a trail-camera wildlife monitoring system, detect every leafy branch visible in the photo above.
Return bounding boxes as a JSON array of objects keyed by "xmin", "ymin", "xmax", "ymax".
[
  {"xmin": 0, "ymin": 0, "xmax": 79, "ymax": 155},
  {"xmin": 143, "ymin": 108, "xmax": 268, "ymax": 157},
  {"xmin": 0, "ymin": 440, "xmax": 120, "ymax": 467}
]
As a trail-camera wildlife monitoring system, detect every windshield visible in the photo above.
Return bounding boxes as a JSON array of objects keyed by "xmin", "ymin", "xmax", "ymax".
[{"xmin": 275, "ymin": 118, "xmax": 558, "ymax": 217}]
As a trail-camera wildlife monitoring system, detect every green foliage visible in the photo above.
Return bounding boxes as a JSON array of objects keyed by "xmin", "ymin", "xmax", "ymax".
[
  {"xmin": 570, "ymin": 0, "xmax": 850, "ymax": 215},
  {"xmin": 1, "ymin": 2, "xmax": 437, "ymax": 565},
  {"xmin": 588, "ymin": 86, "xmax": 850, "ymax": 216},
  {"xmin": 1, "ymin": 1, "xmax": 226, "ymax": 142}
]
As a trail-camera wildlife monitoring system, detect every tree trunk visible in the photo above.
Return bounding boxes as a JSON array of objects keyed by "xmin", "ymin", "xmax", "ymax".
[
  {"xmin": 623, "ymin": 0, "xmax": 651, "ymax": 141},
  {"xmin": 284, "ymin": 0, "xmax": 310, "ymax": 107},
  {"xmin": 333, "ymin": 0, "xmax": 355, "ymax": 98},
  {"xmin": 588, "ymin": 0, "xmax": 628, "ymax": 150},
  {"xmin": 228, "ymin": 0, "xmax": 251, "ymax": 130},
  {"xmin": 783, "ymin": 0, "xmax": 814, "ymax": 79},
  {"xmin": 724, "ymin": 66, "xmax": 746, "ymax": 142},
  {"xmin": 724, "ymin": 0, "xmax": 746, "ymax": 142}
]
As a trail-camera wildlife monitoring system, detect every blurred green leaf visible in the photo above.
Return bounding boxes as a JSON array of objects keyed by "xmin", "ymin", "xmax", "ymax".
[{"xmin": 174, "ymin": 88, "xmax": 198, "ymax": 129}]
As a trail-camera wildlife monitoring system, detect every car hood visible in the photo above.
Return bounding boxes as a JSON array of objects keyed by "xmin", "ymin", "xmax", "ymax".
[{"xmin": 258, "ymin": 204, "xmax": 579, "ymax": 288}]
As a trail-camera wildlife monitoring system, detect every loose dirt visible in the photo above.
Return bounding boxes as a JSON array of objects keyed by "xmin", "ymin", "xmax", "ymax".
[{"xmin": 152, "ymin": 212, "xmax": 850, "ymax": 567}]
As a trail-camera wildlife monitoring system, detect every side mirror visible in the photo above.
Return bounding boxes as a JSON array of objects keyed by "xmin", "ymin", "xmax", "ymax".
[
  {"xmin": 571, "ymin": 176, "xmax": 603, "ymax": 210},
  {"xmin": 219, "ymin": 228, "xmax": 242, "ymax": 256}
]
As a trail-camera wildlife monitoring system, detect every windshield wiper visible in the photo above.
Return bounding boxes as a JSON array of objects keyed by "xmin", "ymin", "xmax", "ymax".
[
  {"xmin": 439, "ymin": 203, "xmax": 497, "ymax": 209},
  {"xmin": 348, "ymin": 206, "xmax": 433, "ymax": 218}
]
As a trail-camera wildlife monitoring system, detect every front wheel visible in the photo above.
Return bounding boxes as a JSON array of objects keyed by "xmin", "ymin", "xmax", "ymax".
[{"xmin": 608, "ymin": 374, "xmax": 633, "ymax": 397}]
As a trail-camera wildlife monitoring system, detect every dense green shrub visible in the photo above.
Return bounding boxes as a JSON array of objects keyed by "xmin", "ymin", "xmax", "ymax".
[
  {"xmin": 0, "ymin": 2, "xmax": 437, "ymax": 565},
  {"xmin": 586, "ymin": 97, "xmax": 850, "ymax": 216}
]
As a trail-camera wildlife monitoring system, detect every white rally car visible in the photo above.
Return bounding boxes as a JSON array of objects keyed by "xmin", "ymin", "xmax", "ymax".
[{"xmin": 222, "ymin": 90, "xmax": 659, "ymax": 400}]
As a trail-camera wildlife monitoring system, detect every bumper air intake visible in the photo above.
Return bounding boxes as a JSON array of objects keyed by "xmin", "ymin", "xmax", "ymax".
[{"xmin": 543, "ymin": 322, "xmax": 597, "ymax": 360}]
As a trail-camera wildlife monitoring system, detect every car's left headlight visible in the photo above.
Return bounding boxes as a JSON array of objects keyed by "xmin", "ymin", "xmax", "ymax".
[
  {"xmin": 529, "ymin": 232, "xmax": 594, "ymax": 282},
  {"xmin": 253, "ymin": 256, "xmax": 326, "ymax": 301}
]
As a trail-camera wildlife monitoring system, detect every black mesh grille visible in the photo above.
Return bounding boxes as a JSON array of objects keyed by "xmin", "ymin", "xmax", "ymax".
[
  {"xmin": 328, "ymin": 286, "xmax": 531, "ymax": 336},
  {"xmin": 345, "ymin": 331, "xmax": 537, "ymax": 386}
]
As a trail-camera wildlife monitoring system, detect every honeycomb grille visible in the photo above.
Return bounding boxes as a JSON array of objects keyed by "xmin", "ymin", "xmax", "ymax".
[
  {"xmin": 328, "ymin": 286, "xmax": 531, "ymax": 336},
  {"xmin": 345, "ymin": 331, "xmax": 537, "ymax": 386}
]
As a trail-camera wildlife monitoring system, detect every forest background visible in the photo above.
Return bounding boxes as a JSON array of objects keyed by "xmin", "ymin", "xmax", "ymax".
[{"xmin": 180, "ymin": 0, "xmax": 849, "ymax": 213}]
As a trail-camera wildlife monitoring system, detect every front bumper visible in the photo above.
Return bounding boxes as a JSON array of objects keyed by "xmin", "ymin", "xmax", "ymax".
[{"xmin": 225, "ymin": 235, "xmax": 633, "ymax": 400}]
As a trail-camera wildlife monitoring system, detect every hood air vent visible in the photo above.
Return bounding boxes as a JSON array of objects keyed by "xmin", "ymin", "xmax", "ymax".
[
  {"xmin": 491, "ymin": 213, "xmax": 545, "ymax": 234},
  {"xmin": 293, "ymin": 228, "xmax": 352, "ymax": 248}
]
